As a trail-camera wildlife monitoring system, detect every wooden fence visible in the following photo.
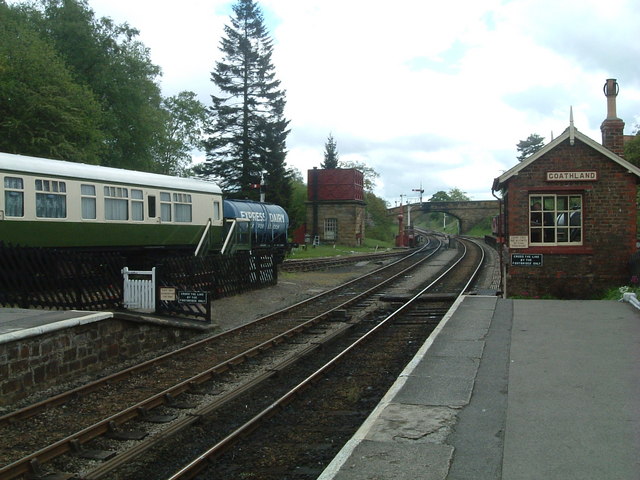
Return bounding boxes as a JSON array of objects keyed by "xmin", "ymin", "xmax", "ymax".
[
  {"xmin": 0, "ymin": 243, "xmax": 124, "ymax": 310},
  {"xmin": 0, "ymin": 243, "xmax": 277, "ymax": 321}
]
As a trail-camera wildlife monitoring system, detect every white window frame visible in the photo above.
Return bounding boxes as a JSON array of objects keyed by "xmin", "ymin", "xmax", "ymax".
[
  {"xmin": 81, "ymin": 184, "xmax": 96, "ymax": 220},
  {"xmin": 324, "ymin": 218, "xmax": 338, "ymax": 241},
  {"xmin": 529, "ymin": 194, "xmax": 582, "ymax": 246},
  {"xmin": 35, "ymin": 179, "xmax": 67, "ymax": 218},
  {"xmin": 104, "ymin": 185, "xmax": 129, "ymax": 221},
  {"xmin": 173, "ymin": 192, "xmax": 192, "ymax": 222},
  {"xmin": 131, "ymin": 189, "xmax": 144, "ymax": 221},
  {"xmin": 4, "ymin": 176, "xmax": 24, "ymax": 217},
  {"xmin": 160, "ymin": 191, "xmax": 171, "ymax": 222}
]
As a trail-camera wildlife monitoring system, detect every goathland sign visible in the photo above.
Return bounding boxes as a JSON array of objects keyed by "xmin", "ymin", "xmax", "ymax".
[{"xmin": 546, "ymin": 171, "xmax": 597, "ymax": 181}]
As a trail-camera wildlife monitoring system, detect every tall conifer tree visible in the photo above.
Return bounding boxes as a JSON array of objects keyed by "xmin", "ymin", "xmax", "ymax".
[
  {"xmin": 322, "ymin": 133, "xmax": 340, "ymax": 169},
  {"xmin": 201, "ymin": 0, "xmax": 290, "ymax": 204}
]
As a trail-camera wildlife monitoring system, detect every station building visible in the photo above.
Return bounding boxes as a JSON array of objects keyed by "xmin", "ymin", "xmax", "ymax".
[
  {"xmin": 306, "ymin": 168, "xmax": 366, "ymax": 247},
  {"xmin": 492, "ymin": 79, "xmax": 640, "ymax": 299}
]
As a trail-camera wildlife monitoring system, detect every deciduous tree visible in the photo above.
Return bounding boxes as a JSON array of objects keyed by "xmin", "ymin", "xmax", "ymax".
[{"xmin": 0, "ymin": 2, "xmax": 104, "ymax": 162}]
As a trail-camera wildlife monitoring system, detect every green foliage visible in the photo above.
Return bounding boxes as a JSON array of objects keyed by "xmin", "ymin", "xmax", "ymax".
[
  {"xmin": 340, "ymin": 159, "xmax": 379, "ymax": 192},
  {"xmin": 154, "ymin": 92, "xmax": 209, "ymax": 176},
  {"xmin": 200, "ymin": 0, "xmax": 291, "ymax": 209},
  {"xmin": 623, "ymin": 132, "xmax": 640, "ymax": 166},
  {"xmin": 464, "ymin": 215, "xmax": 493, "ymax": 237},
  {"xmin": 37, "ymin": 0, "xmax": 166, "ymax": 171},
  {"xmin": 287, "ymin": 173, "xmax": 307, "ymax": 230},
  {"xmin": 321, "ymin": 133, "xmax": 339, "ymax": 169},
  {"xmin": 0, "ymin": 0, "xmax": 203, "ymax": 175},
  {"xmin": 428, "ymin": 188, "xmax": 470, "ymax": 202},
  {"xmin": 365, "ymin": 191, "xmax": 395, "ymax": 242},
  {"xmin": 287, "ymin": 242, "xmax": 394, "ymax": 260},
  {"xmin": 0, "ymin": 2, "xmax": 104, "ymax": 162},
  {"xmin": 516, "ymin": 133, "xmax": 545, "ymax": 162}
]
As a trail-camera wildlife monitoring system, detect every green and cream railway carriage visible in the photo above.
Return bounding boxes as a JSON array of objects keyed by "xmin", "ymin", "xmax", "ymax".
[{"xmin": 0, "ymin": 152, "xmax": 226, "ymax": 256}]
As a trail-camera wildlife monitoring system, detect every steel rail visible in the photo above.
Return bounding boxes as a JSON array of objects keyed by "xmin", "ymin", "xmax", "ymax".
[
  {"xmin": 0, "ymin": 239, "xmax": 443, "ymax": 480},
  {"xmin": 166, "ymin": 238, "xmax": 483, "ymax": 480},
  {"xmin": 281, "ymin": 249, "xmax": 412, "ymax": 272},
  {"xmin": 0, "ymin": 241, "xmax": 432, "ymax": 428}
]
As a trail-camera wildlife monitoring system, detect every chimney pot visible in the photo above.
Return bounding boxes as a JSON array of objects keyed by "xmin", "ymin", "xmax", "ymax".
[
  {"xmin": 600, "ymin": 78, "xmax": 625, "ymax": 157},
  {"xmin": 603, "ymin": 78, "xmax": 620, "ymax": 120}
]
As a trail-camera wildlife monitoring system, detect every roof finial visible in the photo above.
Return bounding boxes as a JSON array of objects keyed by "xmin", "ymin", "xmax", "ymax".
[{"xmin": 569, "ymin": 106, "xmax": 575, "ymax": 146}]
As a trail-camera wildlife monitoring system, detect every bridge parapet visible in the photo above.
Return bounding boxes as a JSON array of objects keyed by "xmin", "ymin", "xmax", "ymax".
[{"xmin": 388, "ymin": 200, "xmax": 499, "ymax": 234}]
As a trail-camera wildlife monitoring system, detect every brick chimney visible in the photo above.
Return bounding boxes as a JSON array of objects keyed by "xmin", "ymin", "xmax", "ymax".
[{"xmin": 600, "ymin": 78, "xmax": 625, "ymax": 157}]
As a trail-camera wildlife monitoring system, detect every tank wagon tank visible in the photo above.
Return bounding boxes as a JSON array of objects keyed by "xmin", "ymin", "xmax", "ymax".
[{"xmin": 223, "ymin": 199, "xmax": 289, "ymax": 250}]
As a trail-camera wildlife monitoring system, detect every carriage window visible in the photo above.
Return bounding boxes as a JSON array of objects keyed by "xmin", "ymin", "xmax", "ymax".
[
  {"xmin": 160, "ymin": 192, "xmax": 171, "ymax": 221},
  {"xmin": 81, "ymin": 184, "xmax": 96, "ymax": 219},
  {"xmin": 104, "ymin": 186, "xmax": 128, "ymax": 220},
  {"xmin": 4, "ymin": 177, "xmax": 24, "ymax": 217},
  {"xmin": 173, "ymin": 193, "xmax": 192, "ymax": 222},
  {"xmin": 213, "ymin": 200, "xmax": 221, "ymax": 221},
  {"xmin": 148, "ymin": 195, "xmax": 156, "ymax": 218},
  {"xmin": 36, "ymin": 179, "xmax": 66, "ymax": 218},
  {"xmin": 131, "ymin": 189, "xmax": 144, "ymax": 221},
  {"xmin": 530, "ymin": 194, "xmax": 582, "ymax": 245}
]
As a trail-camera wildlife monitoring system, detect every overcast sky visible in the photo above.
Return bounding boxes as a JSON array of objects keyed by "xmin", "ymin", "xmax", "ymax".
[{"xmin": 83, "ymin": 0, "xmax": 640, "ymax": 203}]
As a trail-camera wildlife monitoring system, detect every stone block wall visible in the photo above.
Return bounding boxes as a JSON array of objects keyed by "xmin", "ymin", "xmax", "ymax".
[
  {"xmin": 0, "ymin": 319, "xmax": 201, "ymax": 406},
  {"xmin": 306, "ymin": 201, "xmax": 366, "ymax": 247}
]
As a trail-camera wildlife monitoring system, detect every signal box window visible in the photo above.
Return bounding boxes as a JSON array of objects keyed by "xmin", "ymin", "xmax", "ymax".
[
  {"xmin": 4, "ymin": 177, "xmax": 24, "ymax": 217},
  {"xmin": 529, "ymin": 194, "xmax": 582, "ymax": 245},
  {"xmin": 36, "ymin": 179, "xmax": 67, "ymax": 218},
  {"xmin": 324, "ymin": 218, "xmax": 337, "ymax": 241}
]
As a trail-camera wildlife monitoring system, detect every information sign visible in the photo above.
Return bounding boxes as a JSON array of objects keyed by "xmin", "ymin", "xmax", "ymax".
[
  {"xmin": 511, "ymin": 253, "xmax": 543, "ymax": 266},
  {"xmin": 509, "ymin": 235, "xmax": 529, "ymax": 249},
  {"xmin": 159, "ymin": 287, "xmax": 176, "ymax": 301},
  {"xmin": 178, "ymin": 291, "xmax": 208, "ymax": 304}
]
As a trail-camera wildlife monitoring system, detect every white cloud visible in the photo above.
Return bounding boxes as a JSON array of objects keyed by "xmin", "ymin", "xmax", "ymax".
[{"xmin": 16, "ymin": 0, "xmax": 640, "ymax": 203}]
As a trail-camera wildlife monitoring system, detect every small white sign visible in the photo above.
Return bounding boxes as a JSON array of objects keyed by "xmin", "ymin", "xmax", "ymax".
[
  {"xmin": 160, "ymin": 287, "xmax": 176, "ymax": 301},
  {"xmin": 509, "ymin": 235, "xmax": 529, "ymax": 249}
]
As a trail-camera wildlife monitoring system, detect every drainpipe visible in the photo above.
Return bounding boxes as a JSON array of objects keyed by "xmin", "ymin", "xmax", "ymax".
[{"xmin": 491, "ymin": 185, "xmax": 505, "ymax": 297}]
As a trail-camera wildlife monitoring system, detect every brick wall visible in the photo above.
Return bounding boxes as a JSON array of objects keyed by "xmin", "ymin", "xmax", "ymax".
[
  {"xmin": 504, "ymin": 137, "xmax": 638, "ymax": 298},
  {"xmin": 0, "ymin": 319, "xmax": 202, "ymax": 406}
]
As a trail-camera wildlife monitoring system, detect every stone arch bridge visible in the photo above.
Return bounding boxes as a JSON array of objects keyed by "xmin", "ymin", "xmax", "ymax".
[{"xmin": 388, "ymin": 200, "xmax": 499, "ymax": 234}]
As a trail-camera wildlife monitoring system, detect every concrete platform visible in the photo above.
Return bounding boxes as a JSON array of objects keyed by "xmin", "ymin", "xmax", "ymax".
[
  {"xmin": 0, "ymin": 308, "xmax": 113, "ymax": 344},
  {"xmin": 318, "ymin": 296, "xmax": 640, "ymax": 480}
]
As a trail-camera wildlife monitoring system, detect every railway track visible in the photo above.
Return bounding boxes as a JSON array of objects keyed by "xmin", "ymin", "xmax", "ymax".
[
  {"xmin": 163, "ymin": 236, "xmax": 486, "ymax": 479},
  {"xmin": 0, "ymin": 235, "xmax": 472, "ymax": 480},
  {"xmin": 280, "ymin": 248, "xmax": 412, "ymax": 272}
]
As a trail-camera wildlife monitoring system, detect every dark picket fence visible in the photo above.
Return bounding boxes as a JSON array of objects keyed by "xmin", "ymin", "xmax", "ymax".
[
  {"xmin": 0, "ymin": 243, "xmax": 125, "ymax": 310},
  {"xmin": 155, "ymin": 251, "xmax": 277, "ymax": 321},
  {"xmin": 0, "ymin": 243, "xmax": 277, "ymax": 321}
]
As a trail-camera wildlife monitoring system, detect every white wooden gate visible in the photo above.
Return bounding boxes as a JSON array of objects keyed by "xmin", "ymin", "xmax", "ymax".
[{"xmin": 122, "ymin": 267, "xmax": 155, "ymax": 312}]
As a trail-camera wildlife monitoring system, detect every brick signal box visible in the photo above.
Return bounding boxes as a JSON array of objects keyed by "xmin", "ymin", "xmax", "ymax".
[{"xmin": 492, "ymin": 79, "xmax": 640, "ymax": 298}]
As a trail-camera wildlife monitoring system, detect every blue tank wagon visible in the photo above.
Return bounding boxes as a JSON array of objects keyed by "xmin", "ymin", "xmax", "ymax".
[
  {"xmin": 0, "ymin": 152, "xmax": 225, "ymax": 255},
  {"xmin": 223, "ymin": 199, "xmax": 289, "ymax": 260}
]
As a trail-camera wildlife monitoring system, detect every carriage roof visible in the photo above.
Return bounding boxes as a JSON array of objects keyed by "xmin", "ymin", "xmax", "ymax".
[{"xmin": 0, "ymin": 152, "xmax": 222, "ymax": 195}]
